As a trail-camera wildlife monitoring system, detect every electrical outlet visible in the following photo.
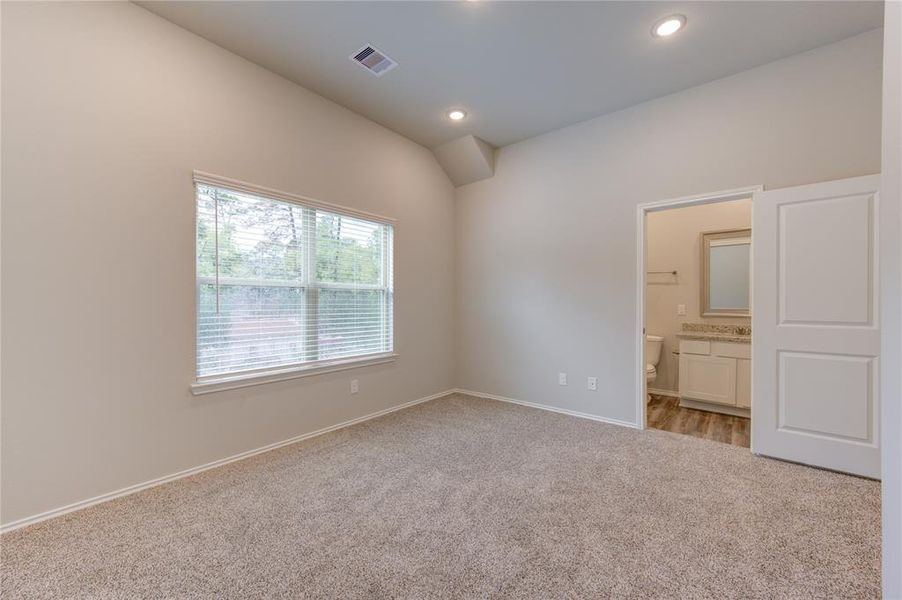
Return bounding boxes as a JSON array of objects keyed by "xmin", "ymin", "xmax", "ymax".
[
  {"xmin": 558, "ymin": 372, "xmax": 568, "ymax": 386},
  {"xmin": 587, "ymin": 377, "xmax": 598, "ymax": 391},
  {"xmin": 350, "ymin": 379, "xmax": 359, "ymax": 394},
  {"xmin": 677, "ymin": 304, "xmax": 687, "ymax": 316}
]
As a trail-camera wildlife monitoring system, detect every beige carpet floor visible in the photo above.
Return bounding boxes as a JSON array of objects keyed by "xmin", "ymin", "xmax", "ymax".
[{"xmin": 1, "ymin": 393, "xmax": 880, "ymax": 599}]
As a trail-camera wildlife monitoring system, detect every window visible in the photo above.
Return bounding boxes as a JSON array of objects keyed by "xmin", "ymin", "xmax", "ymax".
[{"xmin": 194, "ymin": 174, "xmax": 393, "ymax": 387}]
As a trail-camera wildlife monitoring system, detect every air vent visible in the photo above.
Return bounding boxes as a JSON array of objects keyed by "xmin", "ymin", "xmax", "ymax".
[{"xmin": 350, "ymin": 45, "xmax": 398, "ymax": 77}]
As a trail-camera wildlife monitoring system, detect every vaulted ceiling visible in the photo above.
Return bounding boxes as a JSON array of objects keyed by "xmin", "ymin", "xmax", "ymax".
[{"xmin": 139, "ymin": 1, "xmax": 883, "ymax": 149}]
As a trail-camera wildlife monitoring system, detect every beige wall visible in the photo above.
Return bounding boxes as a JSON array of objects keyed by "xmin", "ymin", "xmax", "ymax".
[
  {"xmin": 455, "ymin": 29, "xmax": 883, "ymax": 424},
  {"xmin": 0, "ymin": 3, "xmax": 889, "ymax": 531},
  {"xmin": 880, "ymin": 1, "xmax": 902, "ymax": 595},
  {"xmin": 0, "ymin": 2, "xmax": 456, "ymax": 525},
  {"xmin": 645, "ymin": 199, "xmax": 751, "ymax": 393}
]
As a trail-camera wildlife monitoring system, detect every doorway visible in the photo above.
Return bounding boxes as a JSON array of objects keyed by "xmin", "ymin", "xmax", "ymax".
[{"xmin": 636, "ymin": 187, "xmax": 760, "ymax": 447}]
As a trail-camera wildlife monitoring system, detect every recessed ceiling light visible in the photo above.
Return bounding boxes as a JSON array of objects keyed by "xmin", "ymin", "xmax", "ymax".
[
  {"xmin": 447, "ymin": 109, "xmax": 467, "ymax": 121},
  {"xmin": 652, "ymin": 15, "xmax": 686, "ymax": 38}
]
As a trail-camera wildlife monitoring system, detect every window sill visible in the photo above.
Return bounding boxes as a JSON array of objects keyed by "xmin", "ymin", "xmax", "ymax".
[{"xmin": 190, "ymin": 353, "xmax": 398, "ymax": 395}]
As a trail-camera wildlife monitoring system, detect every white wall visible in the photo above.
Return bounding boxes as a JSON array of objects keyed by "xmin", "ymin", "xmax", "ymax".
[
  {"xmin": 0, "ymin": 2, "xmax": 456, "ymax": 526},
  {"xmin": 645, "ymin": 199, "xmax": 751, "ymax": 393},
  {"xmin": 455, "ymin": 30, "xmax": 883, "ymax": 424},
  {"xmin": 881, "ymin": 1, "xmax": 902, "ymax": 597}
]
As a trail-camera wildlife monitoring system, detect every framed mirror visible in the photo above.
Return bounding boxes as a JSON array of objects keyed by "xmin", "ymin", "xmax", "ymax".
[{"xmin": 701, "ymin": 228, "xmax": 751, "ymax": 317}]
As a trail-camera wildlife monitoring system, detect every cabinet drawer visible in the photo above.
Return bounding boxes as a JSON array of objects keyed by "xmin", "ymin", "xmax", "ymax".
[
  {"xmin": 680, "ymin": 340, "xmax": 711, "ymax": 355},
  {"xmin": 712, "ymin": 342, "xmax": 751, "ymax": 359}
]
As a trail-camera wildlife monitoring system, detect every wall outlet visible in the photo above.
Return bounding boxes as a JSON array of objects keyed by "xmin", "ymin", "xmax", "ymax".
[
  {"xmin": 677, "ymin": 304, "xmax": 687, "ymax": 316},
  {"xmin": 350, "ymin": 379, "xmax": 359, "ymax": 394},
  {"xmin": 587, "ymin": 377, "xmax": 598, "ymax": 391},
  {"xmin": 558, "ymin": 372, "xmax": 568, "ymax": 386}
]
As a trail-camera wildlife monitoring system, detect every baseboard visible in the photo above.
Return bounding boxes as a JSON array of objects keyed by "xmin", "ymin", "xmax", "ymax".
[
  {"xmin": 453, "ymin": 388, "xmax": 639, "ymax": 429},
  {"xmin": 648, "ymin": 387, "xmax": 679, "ymax": 398},
  {"xmin": 0, "ymin": 388, "xmax": 455, "ymax": 535}
]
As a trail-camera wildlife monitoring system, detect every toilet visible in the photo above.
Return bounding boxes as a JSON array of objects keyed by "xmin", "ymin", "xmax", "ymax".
[{"xmin": 645, "ymin": 334, "xmax": 664, "ymax": 384}]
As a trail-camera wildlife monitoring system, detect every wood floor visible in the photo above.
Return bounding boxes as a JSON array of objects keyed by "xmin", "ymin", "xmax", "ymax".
[{"xmin": 647, "ymin": 394, "xmax": 750, "ymax": 448}]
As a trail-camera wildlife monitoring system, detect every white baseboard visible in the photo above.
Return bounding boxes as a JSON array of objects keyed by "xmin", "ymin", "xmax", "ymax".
[
  {"xmin": 0, "ymin": 389, "xmax": 455, "ymax": 534},
  {"xmin": 648, "ymin": 387, "xmax": 679, "ymax": 398},
  {"xmin": 453, "ymin": 388, "xmax": 639, "ymax": 429}
]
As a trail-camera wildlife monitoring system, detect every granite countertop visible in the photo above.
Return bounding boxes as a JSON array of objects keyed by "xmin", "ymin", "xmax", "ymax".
[
  {"xmin": 676, "ymin": 331, "xmax": 751, "ymax": 344},
  {"xmin": 676, "ymin": 323, "xmax": 751, "ymax": 344}
]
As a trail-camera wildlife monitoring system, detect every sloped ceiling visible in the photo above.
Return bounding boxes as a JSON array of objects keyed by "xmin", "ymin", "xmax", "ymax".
[{"xmin": 139, "ymin": 1, "xmax": 883, "ymax": 149}]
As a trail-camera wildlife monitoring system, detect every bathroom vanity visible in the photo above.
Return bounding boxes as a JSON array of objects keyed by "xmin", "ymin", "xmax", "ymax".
[
  {"xmin": 673, "ymin": 228, "xmax": 753, "ymax": 417},
  {"xmin": 677, "ymin": 324, "xmax": 750, "ymax": 417}
]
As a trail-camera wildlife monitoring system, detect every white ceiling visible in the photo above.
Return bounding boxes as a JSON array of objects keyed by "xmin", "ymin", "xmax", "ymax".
[{"xmin": 138, "ymin": 1, "xmax": 883, "ymax": 149}]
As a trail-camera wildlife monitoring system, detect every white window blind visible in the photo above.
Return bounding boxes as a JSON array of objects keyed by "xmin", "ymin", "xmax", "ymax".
[{"xmin": 195, "ymin": 179, "xmax": 393, "ymax": 381}]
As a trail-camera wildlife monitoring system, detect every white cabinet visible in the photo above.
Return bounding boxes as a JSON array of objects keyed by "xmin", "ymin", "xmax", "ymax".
[
  {"xmin": 736, "ymin": 358, "xmax": 751, "ymax": 409},
  {"xmin": 680, "ymin": 353, "xmax": 736, "ymax": 405},
  {"xmin": 678, "ymin": 340, "xmax": 751, "ymax": 415}
]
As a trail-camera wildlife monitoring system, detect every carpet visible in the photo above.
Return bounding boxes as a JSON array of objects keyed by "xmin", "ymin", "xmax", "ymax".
[{"xmin": 0, "ymin": 393, "xmax": 881, "ymax": 598}]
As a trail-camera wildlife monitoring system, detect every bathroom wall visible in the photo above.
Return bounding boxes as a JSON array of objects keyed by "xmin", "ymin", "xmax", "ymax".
[{"xmin": 645, "ymin": 199, "xmax": 752, "ymax": 394}]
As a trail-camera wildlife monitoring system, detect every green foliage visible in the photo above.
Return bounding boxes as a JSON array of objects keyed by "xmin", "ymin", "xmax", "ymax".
[
  {"xmin": 195, "ymin": 185, "xmax": 393, "ymax": 376},
  {"xmin": 196, "ymin": 187, "xmax": 386, "ymax": 286},
  {"xmin": 315, "ymin": 213, "xmax": 383, "ymax": 285},
  {"xmin": 196, "ymin": 192, "xmax": 217, "ymax": 277}
]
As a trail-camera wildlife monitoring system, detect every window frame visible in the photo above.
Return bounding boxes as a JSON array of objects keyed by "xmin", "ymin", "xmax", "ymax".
[{"xmin": 190, "ymin": 171, "xmax": 396, "ymax": 395}]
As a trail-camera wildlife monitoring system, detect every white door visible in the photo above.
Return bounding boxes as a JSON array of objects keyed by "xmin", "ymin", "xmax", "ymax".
[{"xmin": 752, "ymin": 175, "xmax": 880, "ymax": 478}]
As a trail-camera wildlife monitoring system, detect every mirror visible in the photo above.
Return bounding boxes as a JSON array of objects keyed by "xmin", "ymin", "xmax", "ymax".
[{"xmin": 701, "ymin": 228, "xmax": 751, "ymax": 317}]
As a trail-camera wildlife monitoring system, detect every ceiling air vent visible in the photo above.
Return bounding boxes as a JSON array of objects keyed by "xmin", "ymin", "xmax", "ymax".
[{"xmin": 350, "ymin": 45, "xmax": 398, "ymax": 77}]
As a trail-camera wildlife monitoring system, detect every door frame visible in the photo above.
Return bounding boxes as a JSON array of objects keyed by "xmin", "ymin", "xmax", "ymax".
[{"xmin": 635, "ymin": 185, "xmax": 763, "ymax": 431}]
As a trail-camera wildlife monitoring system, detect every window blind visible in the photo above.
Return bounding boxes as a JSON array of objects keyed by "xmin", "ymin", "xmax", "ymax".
[{"xmin": 195, "ymin": 181, "xmax": 393, "ymax": 380}]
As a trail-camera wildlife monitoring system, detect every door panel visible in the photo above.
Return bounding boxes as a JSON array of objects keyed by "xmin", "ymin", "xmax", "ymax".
[
  {"xmin": 779, "ymin": 194, "xmax": 873, "ymax": 325},
  {"xmin": 778, "ymin": 352, "xmax": 874, "ymax": 442},
  {"xmin": 753, "ymin": 175, "xmax": 880, "ymax": 478}
]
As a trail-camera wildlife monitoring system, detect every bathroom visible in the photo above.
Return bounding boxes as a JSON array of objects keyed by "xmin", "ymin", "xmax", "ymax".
[{"xmin": 644, "ymin": 197, "xmax": 752, "ymax": 446}]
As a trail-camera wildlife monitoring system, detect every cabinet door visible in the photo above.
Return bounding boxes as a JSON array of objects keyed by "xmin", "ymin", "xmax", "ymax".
[
  {"xmin": 679, "ymin": 354, "xmax": 737, "ymax": 406},
  {"xmin": 736, "ymin": 359, "xmax": 751, "ymax": 409}
]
